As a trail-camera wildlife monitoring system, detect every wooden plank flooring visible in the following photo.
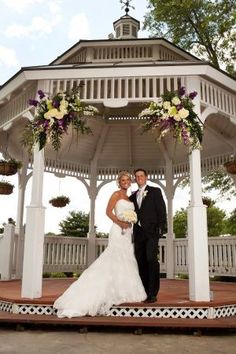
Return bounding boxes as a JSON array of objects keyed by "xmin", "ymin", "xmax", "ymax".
[{"xmin": 0, "ymin": 279, "xmax": 235, "ymax": 329}]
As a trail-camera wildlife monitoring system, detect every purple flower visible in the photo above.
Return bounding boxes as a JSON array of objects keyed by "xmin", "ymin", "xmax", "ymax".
[
  {"xmin": 178, "ymin": 87, "xmax": 186, "ymax": 96},
  {"xmin": 38, "ymin": 90, "xmax": 45, "ymax": 99},
  {"xmin": 29, "ymin": 99, "xmax": 39, "ymax": 107},
  {"xmin": 189, "ymin": 91, "xmax": 198, "ymax": 100},
  {"xmin": 176, "ymin": 103, "xmax": 183, "ymax": 110},
  {"xmin": 43, "ymin": 121, "xmax": 49, "ymax": 129},
  {"xmin": 52, "ymin": 99, "xmax": 60, "ymax": 108}
]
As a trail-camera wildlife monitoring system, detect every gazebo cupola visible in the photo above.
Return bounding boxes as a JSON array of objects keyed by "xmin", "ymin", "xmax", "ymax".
[{"xmin": 113, "ymin": 0, "xmax": 140, "ymax": 39}]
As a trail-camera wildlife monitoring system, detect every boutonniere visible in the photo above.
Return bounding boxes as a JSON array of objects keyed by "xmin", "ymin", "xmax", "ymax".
[{"xmin": 142, "ymin": 190, "xmax": 148, "ymax": 200}]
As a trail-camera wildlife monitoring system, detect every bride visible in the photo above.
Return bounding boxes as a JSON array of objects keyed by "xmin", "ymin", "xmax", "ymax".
[{"xmin": 53, "ymin": 171, "xmax": 146, "ymax": 318}]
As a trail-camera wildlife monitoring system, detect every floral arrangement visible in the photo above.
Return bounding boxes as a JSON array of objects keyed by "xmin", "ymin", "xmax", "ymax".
[
  {"xmin": 49, "ymin": 195, "xmax": 70, "ymax": 207},
  {"xmin": 118, "ymin": 209, "xmax": 137, "ymax": 224},
  {"xmin": 139, "ymin": 87, "xmax": 203, "ymax": 151},
  {"xmin": 0, "ymin": 158, "xmax": 22, "ymax": 176},
  {"xmin": 22, "ymin": 86, "xmax": 98, "ymax": 151},
  {"xmin": 0, "ymin": 179, "xmax": 14, "ymax": 195}
]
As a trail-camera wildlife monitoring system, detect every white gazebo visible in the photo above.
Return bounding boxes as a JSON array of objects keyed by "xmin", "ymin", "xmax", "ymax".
[{"xmin": 0, "ymin": 9, "xmax": 235, "ymax": 302}]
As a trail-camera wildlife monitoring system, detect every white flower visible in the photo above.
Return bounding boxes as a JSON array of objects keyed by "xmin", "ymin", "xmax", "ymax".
[
  {"xmin": 142, "ymin": 190, "xmax": 148, "ymax": 199},
  {"xmin": 172, "ymin": 96, "xmax": 181, "ymax": 105},
  {"xmin": 139, "ymin": 108, "xmax": 155, "ymax": 117},
  {"xmin": 153, "ymin": 97, "xmax": 163, "ymax": 107},
  {"xmin": 118, "ymin": 210, "xmax": 137, "ymax": 223},
  {"xmin": 163, "ymin": 101, "xmax": 171, "ymax": 110},
  {"xmin": 44, "ymin": 108, "xmax": 64, "ymax": 120},
  {"xmin": 179, "ymin": 108, "xmax": 189, "ymax": 119},
  {"xmin": 160, "ymin": 113, "xmax": 169, "ymax": 120},
  {"xmin": 173, "ymin": 113, "xmax": 181, "ymax": 121}
]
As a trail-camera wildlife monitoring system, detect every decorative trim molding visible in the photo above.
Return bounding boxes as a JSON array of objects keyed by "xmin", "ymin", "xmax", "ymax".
[{"xmin": 0, "ymin": 299, "xmax": 235, "ymax": 319}]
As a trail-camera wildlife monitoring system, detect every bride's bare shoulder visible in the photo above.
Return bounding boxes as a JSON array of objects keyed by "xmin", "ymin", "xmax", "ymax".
[{"xmin": 111, "ymin": 191, "xmax": 120, "ymax": 198}]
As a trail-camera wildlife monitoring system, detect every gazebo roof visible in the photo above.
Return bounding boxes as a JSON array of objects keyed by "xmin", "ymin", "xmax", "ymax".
[{"xmin": 0, "ymin": 16, "xmax": 235, "ymax": 181}]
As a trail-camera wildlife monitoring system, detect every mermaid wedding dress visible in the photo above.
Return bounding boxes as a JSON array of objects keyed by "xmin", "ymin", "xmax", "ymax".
[{"xmin": 53, "ymin": 199, "xmax": 146, "ymax": 318}]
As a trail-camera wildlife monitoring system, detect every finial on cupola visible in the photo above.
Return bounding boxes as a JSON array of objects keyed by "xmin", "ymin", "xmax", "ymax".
[
  {"xmin": 113, "ymin": 0, "xmax": 140, "ymax": 39},
  {"xmin": 120, "ymin": 0, "xmax": 135, "ymax": 15}
]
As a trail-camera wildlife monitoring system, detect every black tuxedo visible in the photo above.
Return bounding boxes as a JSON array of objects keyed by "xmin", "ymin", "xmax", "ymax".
[{"xmin": 129, "ymin": 185, "xmax": 167, "ymax": 298}]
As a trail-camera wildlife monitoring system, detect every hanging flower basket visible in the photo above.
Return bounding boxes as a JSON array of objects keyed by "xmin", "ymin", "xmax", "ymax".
[
  {"xmin": 138, "ymin": 86, "xmax": 203, "ymax": 151},
  {"xmin": 0, "ymin": 159, "xmax": 22, "ymax": 176},
  {"xmin": 49, "ymin": 195, "xmax": 70, "ymax": 208},
  {"xmin": 224, "ymin": 160, "xmax": 236, "ymax": 174},
  {"xmin": 202, "ymin": 197, "xmax": 212, "ymax": 207},
  {"xmin": 22, "ymin": 86, "xmax": 99, "ymax": 152},
  {"xmin": 0, "ymin": 181, "xmax": 14, "ymax": 195}
]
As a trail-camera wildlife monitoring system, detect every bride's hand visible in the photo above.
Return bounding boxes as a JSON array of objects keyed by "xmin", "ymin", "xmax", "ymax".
[{"xmin": 118, "ymin": 221, "xmax": 131, "ymax": 229}]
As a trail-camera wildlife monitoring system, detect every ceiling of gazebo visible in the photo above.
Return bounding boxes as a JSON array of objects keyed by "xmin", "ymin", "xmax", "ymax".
[{"xmin": 0, "ymin": 104, "xmax": 235, "ymax": 181}]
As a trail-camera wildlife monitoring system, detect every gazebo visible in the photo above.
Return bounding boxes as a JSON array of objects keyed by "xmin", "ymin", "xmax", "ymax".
[{"xmin": 0, "ymin": 7, "xmax": 235, "ymax": 304}]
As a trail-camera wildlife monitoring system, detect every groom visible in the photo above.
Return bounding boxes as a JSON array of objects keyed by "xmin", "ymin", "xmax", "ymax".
[{"xmin": 130, "ymin": 168, "xmax": 167, "ymax": 303}]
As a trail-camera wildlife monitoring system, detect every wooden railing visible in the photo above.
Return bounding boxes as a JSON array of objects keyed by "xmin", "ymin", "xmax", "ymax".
[
  {"xmin": 42, "ymin": 235, "xmax": 236, "ymax": 277},
  {"xmin": 1, "ymin": 228, "xmax": 235, "ymax": 279}
]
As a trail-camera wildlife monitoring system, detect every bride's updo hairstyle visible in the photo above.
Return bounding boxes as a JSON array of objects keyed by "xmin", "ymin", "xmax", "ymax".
[{"xmin": 117, "ymin": 171, "xmax": 132, "ymax": 187}]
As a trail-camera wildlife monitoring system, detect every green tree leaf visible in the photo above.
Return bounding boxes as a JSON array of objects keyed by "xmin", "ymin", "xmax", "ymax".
[{"xmin": 144, "ymin": 0, "xmax": 236, "ymax": 75}]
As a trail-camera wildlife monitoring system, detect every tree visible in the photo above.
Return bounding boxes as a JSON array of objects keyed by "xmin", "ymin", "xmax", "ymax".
[
  {"xmin": 59, "ymin": 211, "xmax": 89, "ymax": 237},
  {"xmin": 144, "ymin": 0, "xmax": 236, "ymax": 75},
  {"xmin": 173, "ymin": 208, "xmax": 187, "ymax": 238},
  {"xmin": 207, "ymin": 206, "xmax": 226, "ymax": 236},
  {"xmin": 180, "ymin": 168, "xmax": 236, "ymax": 201},
  {"xmin": 173, "ymin": 203, "xmax": 227, "ymax": 237},
  {"xmin": 224, "ymin": 209, "xmax": 236, "ymax": 235},
  {"xmin": 202, "ymin": 169, "xmax": 236, "ymax": 200}
]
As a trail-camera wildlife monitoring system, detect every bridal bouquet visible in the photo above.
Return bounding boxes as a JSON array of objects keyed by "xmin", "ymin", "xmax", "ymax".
[
  {"xmin": 118, "ymin": 209, "xmax": 137, "ymax": 235},
  {"xmin": 118, "ymin": 210, "xmax": 137, "ymax": 224}
]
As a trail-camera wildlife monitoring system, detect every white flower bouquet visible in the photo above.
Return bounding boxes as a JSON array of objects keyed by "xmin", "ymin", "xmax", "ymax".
[{"xmin": 118, "ymin": 210, "xmax": 137, "ymax": 224}]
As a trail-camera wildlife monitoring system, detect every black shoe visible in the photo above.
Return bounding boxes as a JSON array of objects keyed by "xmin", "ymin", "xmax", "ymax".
[{"xmin": 143, "ymin": 296, "xmax": 156, "ymax": 303}]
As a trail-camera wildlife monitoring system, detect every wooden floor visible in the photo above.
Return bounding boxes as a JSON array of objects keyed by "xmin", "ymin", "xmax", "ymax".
[{"xmin": 0, "ymin": 278, "xmax": 235, "ymax": 330}]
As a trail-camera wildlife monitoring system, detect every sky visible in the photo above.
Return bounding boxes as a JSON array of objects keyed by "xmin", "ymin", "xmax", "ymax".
[{"xmin": 0, "ymin": 0, "xmax": 235, "ymax": 234}]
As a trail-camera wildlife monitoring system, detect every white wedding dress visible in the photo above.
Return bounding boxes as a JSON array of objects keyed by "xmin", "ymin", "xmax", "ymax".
[{"xmin": 53, "ymin": 199, "xmax": 146, "ymax": 318}]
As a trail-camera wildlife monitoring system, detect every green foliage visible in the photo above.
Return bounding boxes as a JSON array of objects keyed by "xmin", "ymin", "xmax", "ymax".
[
  {"xmin": 173, "ymin": 204, "xmax": 229, "ymax": 237},
  {"xmin": 0, "ymin": 179, "xmax": 14, "ymax": 187},
  {"xmin": 202, "ymin": 169, "xmax": 236, "ymax": 200},
  {"xmin": 144, "ymin": 0, "xmax": 236, "ymax": 74},
  {"xmin": 96, "ymin": 232, "xmax": 109, "ymax": 238},
  {"xmin": 180, "ymin": 168, "xmax": 236, "ymax": 201},
  {"xmin": 207, "ymin": 206, "xmax": 226, "ymax": 236},
  {"xmin": 59, "ymin": 210, "xmax": 89, "ymax": 237},
  {"xmin": 173, "ymin": 208, "xmax": 187, "ymax": 238},
  {"xmin": 49, "ymin": 195, "xmax": 70, "ymax": 207},
  {"xmin": 224, "ymin": 209, "xmax": 236, "ymax": 235}
]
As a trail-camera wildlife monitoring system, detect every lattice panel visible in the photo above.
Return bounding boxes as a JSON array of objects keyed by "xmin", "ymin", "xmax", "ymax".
[
  {"xmin": 0, "ymin": 300, "xmax": 13, "ymax": 313},
  {"xmin": 14, "ymin": 304, "xmax": 57, "ymax": 316},
  {"xmin": 1, "ymin": 301, "xmax": 235, "ymax": 319},
  {"xmin": 108, "ymin": 306, "xmax": 209, "ymax": 319},
  {"xmin": 214, "ymin": 305, "xmax": 236, "ymax": 318}
]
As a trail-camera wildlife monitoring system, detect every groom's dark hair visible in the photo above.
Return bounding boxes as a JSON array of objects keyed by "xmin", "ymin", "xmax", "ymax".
[{"xmin": 134, "ymin": 168, "xmax": 147, "ymax": 176}]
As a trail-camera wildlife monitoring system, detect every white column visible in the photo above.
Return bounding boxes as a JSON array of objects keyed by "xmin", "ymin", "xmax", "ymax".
[
  {"xmin": 0, "ymin": 224, "xmax": 15, "ymax": 280},
  {"xmin": 165, "ymin": 161, "xmax": 175, "ymax": 279},
  {"xmin": 15, "ymin": 155, "xmax": 28, "ymax": 279},
  {"xmin": 187, "ymin": 77, "xmax": 210, "ymax": 301},
  {"xmin": 21, "ymin": 145, "xmax": 45, "ymax": 299},
  {"xmin": 87, "ymin": 169, "xmax": 97, "ymax": 266}
]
